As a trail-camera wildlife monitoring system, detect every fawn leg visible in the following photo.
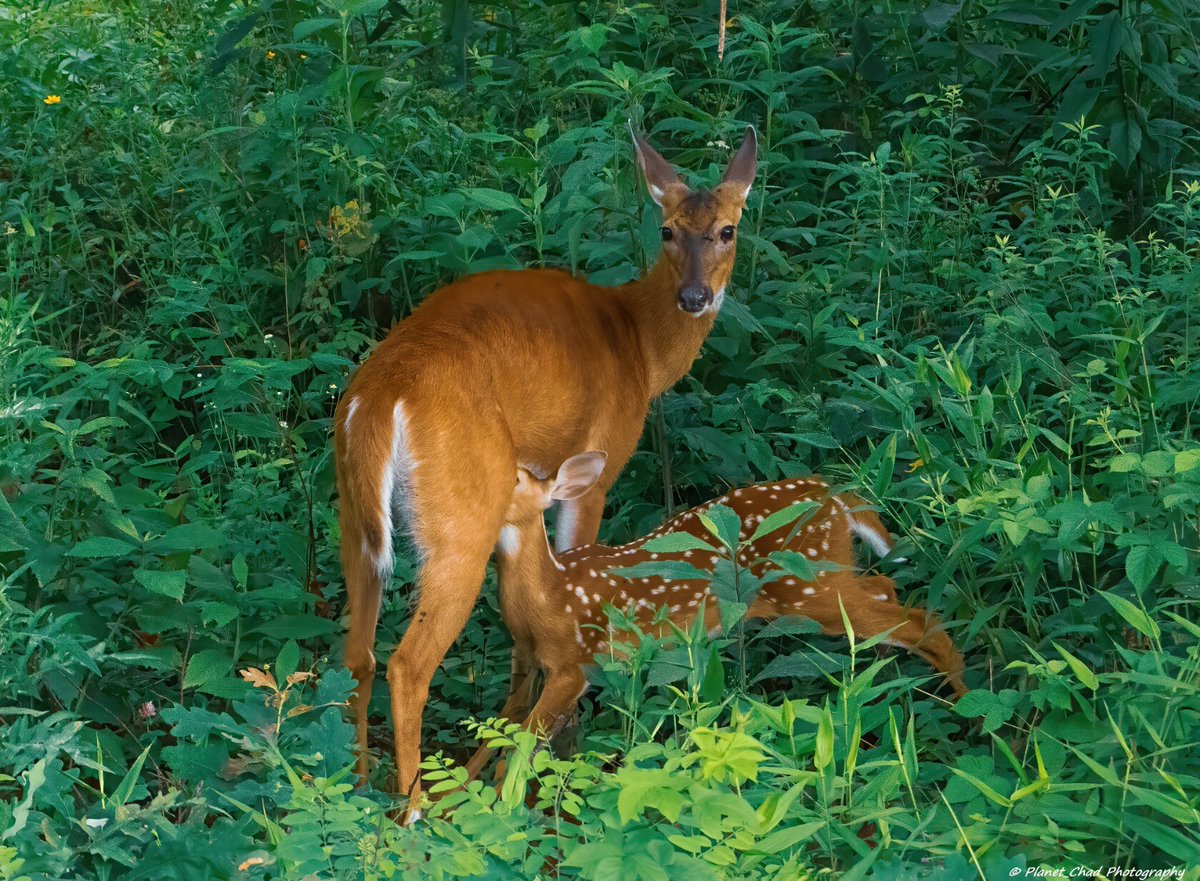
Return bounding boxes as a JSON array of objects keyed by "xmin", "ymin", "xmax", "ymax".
[
  {"xmin": 491, "ymin": 666, "xmax": 587, "ymax": 782},
  {"xmin": 464, "ymin": 647, "xmax": 537, "ymax": 780}
]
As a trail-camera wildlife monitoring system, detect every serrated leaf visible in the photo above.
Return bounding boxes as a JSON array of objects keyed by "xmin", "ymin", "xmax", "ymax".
[
  {"xmin": 276, "ymin": 640, "xmax": 300, "ymax": 680},
  {"xmin": 183, "ymin": 649, "xmax": 233, "ymax": 690},
  {"xmin": 698, "ymin": 505, "xmax": 742, "ymax": 550},
  {"xmin": 1125, "ymin": 545, "xmax": 1163, "ymax": 592},
  {"xmin": 65, "ymin": 536, "xmax": 137, "ymax": 558},
  {"xmin": 149, "ymin": 522, "xmax": 224, "ymax": 554},
  {"xmin": 462, "ymin": 187, "xmax": 525, "ymax": 214},
  {"xmin": 134, "ymin": 568, "xmax": 186, "ymax": 600},
  {"xmin": 610, "ymin": 560, "xmax": 712, "ymax": 582}
]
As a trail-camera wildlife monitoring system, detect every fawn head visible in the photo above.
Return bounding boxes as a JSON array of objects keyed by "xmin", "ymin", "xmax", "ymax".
[
  {"xmin": 505, "ymin": 452, "xmax": 608, "ymax": 528},
  {"xmin": 632, "ymin": 125, "xmax": 757, "ymax": 316}
]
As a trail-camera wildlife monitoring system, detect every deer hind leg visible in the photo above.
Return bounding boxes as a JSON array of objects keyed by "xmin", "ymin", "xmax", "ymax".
[
  {"xmin": 823, "ymin": 583, "xmax": 967, "ymax": 699},
  {"xmin": 857, "ymin": 574, "xmax": 898, "ymax": 604},
  {"xmin": 383, "ymin": 430, "xmax": 514, "ymax": 819},
  {"xmin": 343, "ymin": 535, "xmax": 383, "ymax": 782}
]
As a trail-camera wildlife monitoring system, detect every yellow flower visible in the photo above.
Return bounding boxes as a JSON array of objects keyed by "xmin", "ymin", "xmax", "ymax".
[
  {"xmin": 266, "ymin": 50, "xmax": 276, "ymax": 60},
  {"xmin": 43, "ymin": 94, "xmax": 61, "ymax": 105},
  {"xmin": 907, "ymin": 458, "xmax": 925, "ymax": 473},
  {"xmin": 300, "ymin": 53, "xmax": 308, "ymax": 60}
]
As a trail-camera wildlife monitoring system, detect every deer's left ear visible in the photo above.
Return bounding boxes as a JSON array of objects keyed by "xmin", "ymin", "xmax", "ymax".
[
  {"xmin": 720, "ymin": 126, "xmax": 757, "ymax": 203},
  {"xmin": 551, "ymin": 451, "xmax": 608, "ymax": 502}
]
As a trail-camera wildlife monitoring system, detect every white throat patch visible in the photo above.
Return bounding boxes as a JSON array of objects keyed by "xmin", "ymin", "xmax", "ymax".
[{"xmin": 497, "ymin": 525, "xmax": 521, "ymax": 556}]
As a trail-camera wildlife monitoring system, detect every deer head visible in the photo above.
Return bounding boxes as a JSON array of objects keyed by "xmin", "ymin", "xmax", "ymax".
[{"xmin": 632, "ymin": 125, "xmax": 757, "ymax": 316}]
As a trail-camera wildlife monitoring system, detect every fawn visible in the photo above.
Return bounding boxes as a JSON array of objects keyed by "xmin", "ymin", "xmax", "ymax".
[
  {"xmin": 334, "ymin": 127, "xmax": 757, "ymax": 812},
  {"xmin": 465, "ymin": 452, "xmax": 967, "ymax": 779}
]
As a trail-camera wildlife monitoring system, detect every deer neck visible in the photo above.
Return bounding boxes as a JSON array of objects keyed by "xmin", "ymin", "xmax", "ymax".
[
  {"xmin": 617, "ymin": 258, "xmax": 717, "ymax": 397},
  {"xmin": 494, "ymin": 521, "xmax": 561, "ymax": 611}
]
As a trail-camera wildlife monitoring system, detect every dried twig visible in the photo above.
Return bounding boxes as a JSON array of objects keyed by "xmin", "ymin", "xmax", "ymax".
[{"xmin": 718, "ymin": 0, "xmax": 728, "ymax": 61}]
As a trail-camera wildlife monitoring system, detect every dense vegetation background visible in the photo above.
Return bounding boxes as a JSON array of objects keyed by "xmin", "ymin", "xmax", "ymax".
[{"xmin": 2, "ymin": 0, "xmax": 1199, "ymax": 878}]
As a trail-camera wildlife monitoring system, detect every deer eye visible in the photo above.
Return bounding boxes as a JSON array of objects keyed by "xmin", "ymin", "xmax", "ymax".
[
  {"xmin": 661, "ymin": 227, "xmax": 673, "ymax": 242},
  {"xmin": 720, "ymin": 225, "xmax": 735, "ymax": 242}
]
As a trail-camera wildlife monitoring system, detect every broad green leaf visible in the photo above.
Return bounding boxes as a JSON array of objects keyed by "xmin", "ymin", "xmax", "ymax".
[
  {"xmin": 65, "ymin": 536, "xmax": 137, "ymax": 558},
  {"xmin": 134, "ymin": 568, "xmax": 186, "ymax": 601},
  {"xmin": 698, "ymin": 504, "xmax": 742, "ymax": 550},
  {"xmin": 1124, "ymin": 545, "xmax": 1163, "ymax": 591},
  {"xmin": 183, "ymin": 648, "xmax": 233, "ymax": 690},
  {"xmin": 814, "ymin": 705, "xmax": 834, "ymax": 770}
]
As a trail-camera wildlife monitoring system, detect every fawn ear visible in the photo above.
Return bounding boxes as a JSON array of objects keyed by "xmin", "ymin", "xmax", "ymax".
[
  {"xmin": 551, "ymin": 451, "xmax": 608, "ymax": 501},
  {"xmin": 720, "ymin": 125, "xmax": 757, "ymax": 202},
  {"xmin": 630, "ymin": 124, "xmax": 688, "ymax": 211}
]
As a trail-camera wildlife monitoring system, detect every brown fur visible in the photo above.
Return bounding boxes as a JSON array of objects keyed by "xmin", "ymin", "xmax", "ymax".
[{"xmin": 333, "ymin": 129, "xmax": 757, "ymax": 815}]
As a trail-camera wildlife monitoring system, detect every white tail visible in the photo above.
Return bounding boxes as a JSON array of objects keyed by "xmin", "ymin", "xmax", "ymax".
[{"xmin": 465, "ymin": 454, "xmax": 967, "ymax": 780}]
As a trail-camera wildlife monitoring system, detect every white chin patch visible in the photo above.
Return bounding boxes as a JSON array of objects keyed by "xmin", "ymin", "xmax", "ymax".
[{"xmin": 702, "ymin": 288, "xmax": 726, "ymax": 316}]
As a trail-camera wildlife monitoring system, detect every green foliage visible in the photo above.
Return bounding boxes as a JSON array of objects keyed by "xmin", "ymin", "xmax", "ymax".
[{"xmin": 2, "ymin": 0, "xmax": 1200, "ymax": 877}]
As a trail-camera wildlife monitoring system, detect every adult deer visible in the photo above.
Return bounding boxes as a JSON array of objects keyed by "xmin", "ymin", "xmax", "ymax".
[
  {"xmin": 465, "ymin": 453, "xmax": 967, "ymax": 780},
  {"xmin": 334, "ymin": 126, "xmax": 757, "ymax": 815}
]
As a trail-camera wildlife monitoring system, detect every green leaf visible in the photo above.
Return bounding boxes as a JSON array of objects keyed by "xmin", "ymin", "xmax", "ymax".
[
  {"xmin": 109, "ymin": 744, "xmax": 151, "ymax": 808},
  {"xmin": 1174, "ymin": 449, "xmax": 1200, "ymax": 474},
  {"xmin": 642, "ymin": 532, "xmax": 716, "ymax": 553},
  {"xmin": 293, "ymin": 17, "xmax": 340, "ymax": 40},
  {"xmin": 610, "ymin": 560, "xmax": 712, "ymax": 582},
  {"xmin": 276, "ymin": 640, "xmax": 300, "ymax": 680},
  {"xmin": 814, "ymin": 704, "xmax": 834, "ymax": 770},
  {"xmin": 949, "ymin": 768, "xmax": 1012, "ymax": 807},
  {"xmin": 749, "ymin": 500, "xmax": 819, "ymax": 542},
  {"xmin": 699, "ymin": 643, "xmax": 724, "ymax": 704},
  {"xmin": 698, "ymin": 504, "xmax": 742, "ymax": 550},
  {"xmin": 1110, "ymin": 113, "xmax": 1143, "ymax": 171},
  {"xmin": 1090, "ymin": 11, "xmax": 1125, "ymax": 73},
  {"xmin": 1100, "ymin": 591, "xmax": 1160, "ymax": 641},
  {"xmin": 1124, "ymin": 545, "xmax": 1163, "ymax": 591},
  {"xmin": 1109, "ymin": 452, "xmax": 1141, "ymax": 472},
  {"xmin": 134, "ymin": 568, "xmax": 186, "ymax": 601},
  {"xmin": 183, "ymin": 648, "xmax": 233, "ymax": 690},
  {"xmin": 753, "ymin": 820, "xmax": 826, "ymax": 855},
  {"xmin": 232, "ymin": 552, "xmax": 248, "ymax": 588},
  {"xmin": 149, "ymin": 522, "xmax": 225, "ymax": 554},
  {"xmin": 1052, "ymin": 643, "xmax": 1098, "ymax": 690},
  {"xmin": 615, "ymin": 767, "xmax": 687, "ymax": 823},
  {"xmin": 462, "ymin": 187, "xmax": 525, "ymax": 214},
  {"xmin": 65, "ymin": 536, "xmax": 137, "ymax": 558}
]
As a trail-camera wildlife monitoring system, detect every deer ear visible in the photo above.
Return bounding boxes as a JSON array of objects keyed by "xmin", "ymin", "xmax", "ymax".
[
  {"xmin": 720, "ymin": 125, "xmax": 758, "ymax": 202},
  {"xmin": 631, "ymin": 125, "xmax": 688, "ymax": 211},
  {"xmin": 551, "ymin": 451, "xmax": 608, "ymax": 502}
]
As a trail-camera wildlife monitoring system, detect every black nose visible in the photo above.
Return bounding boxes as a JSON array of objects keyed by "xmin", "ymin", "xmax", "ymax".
[{"xmin": 678, "ymin": 284, "xmax": 711, "ymax": 313}]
